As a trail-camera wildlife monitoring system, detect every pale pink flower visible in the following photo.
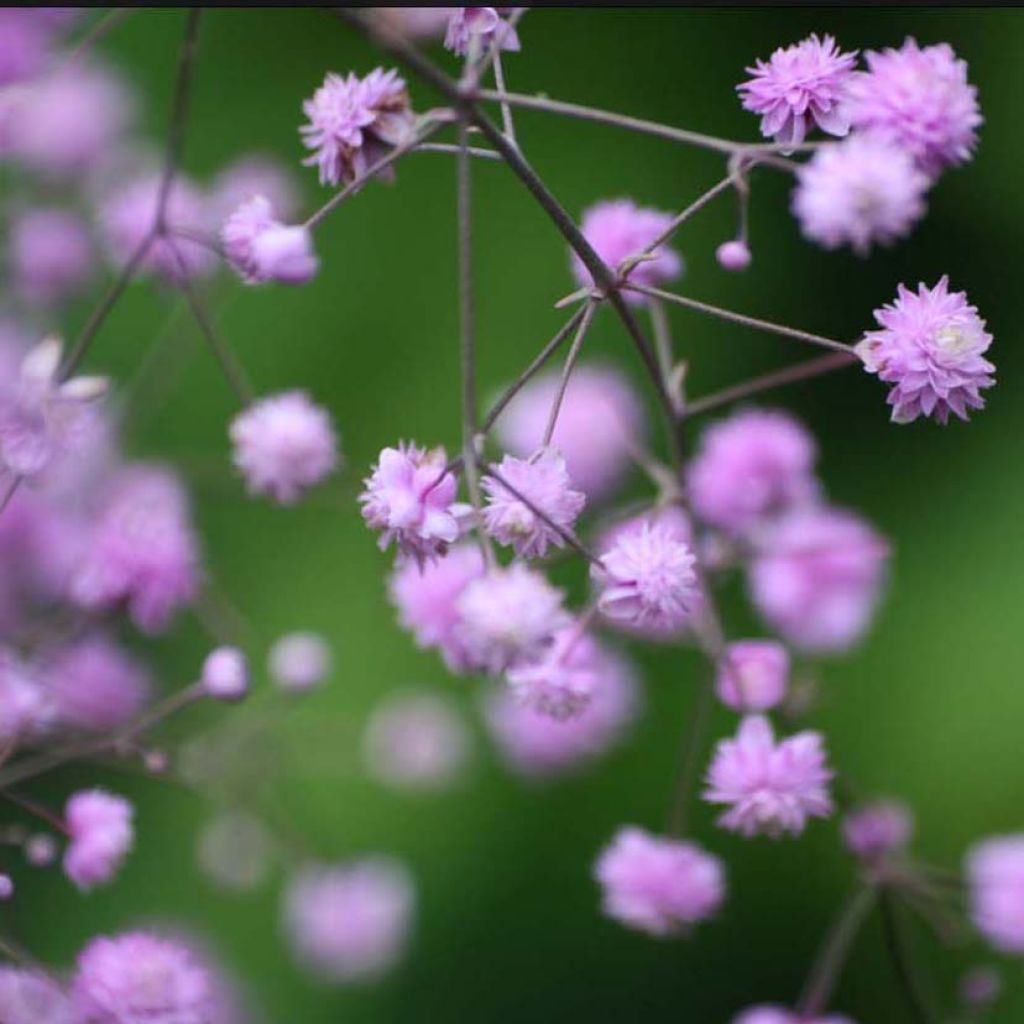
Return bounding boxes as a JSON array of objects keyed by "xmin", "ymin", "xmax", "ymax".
[
  {"xmin": 716, "ymin": 239, "xmax": 751, "ymax": 271},
  {"xmin": 444, "ymin": 8, "xmax": 521, "ymax": 57},
  {"xmin": 200, "ymin": 646, "xmax": 249, "ymax": 703},
  {"xmin": 967, "ymin": 835, "xmax": 1024, "ymax": 954},
  {"xmin": 506, "ymin": 624, "xmax": 601, "ymax": 721},
  {"xmin": 738, "ymin": 34, "xmax": 857, "ymax": 147},
  {"xmin": 848, "ymin": 38, "xmax": 981, "ymax": 178},
  {"xmin": 733, "ymin": 1008, "xmax": 854, "ymax": 1024},
  {"xmin": 481, "ymin": 447, "xmax": 585, "ymax": 558},
  {"xmin": 856, "ymin": 276, "xmax": 994, "ymax": 424},
  {"xmin": 268, "ymin": 632, "xmax": 332, "ymax": 692},
  {"xmin": 842, "ymin": 800, "xmax": 913, "ymax": 861},
  {"xmin": 63, "ymin": 789, "xmax": 134, "ymax": 891},
  {"xmin": 594, "ymin": 827, "xmax": 725, "ymax": 937},
  {"xmin": 230, "ymin": 390, "xmax": 338, "ymax": 503},
  {"xmin": 222, "ymin": 195, "xmax": 318, "ymax": 285},
  {"xmin": 0, "ymin": 646, "xmax": 50, "ymax": 746},
  {"xmin": 594, "ymin": 520, "xmax": 698, "ymax": 633},
  {"xmin": 0, "ymin": 966, "xmax": 72, "ymax": 1024},
  {"xmin": 360, "ymin": 443, "xmax": 469, "ymax": 564},
  {"xmin": 283, "ymin": 859, "xmax": 415, "ymax": 982},
  {"xmin": 704, "ymin": 714, "xmax": 833, "ymax": 838},
  {"xmin": 8, "ymin": 207, "xmax": 92, "ymax": 305},
  {"xmin": 716, "ymin": 640, "xmax": 789, "ymax": 713}
]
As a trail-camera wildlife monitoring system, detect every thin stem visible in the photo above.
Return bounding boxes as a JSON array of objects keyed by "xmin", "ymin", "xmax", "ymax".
[
  {"xmin": 648, "ymin": 298, "xmax": 681, "ymax": 415},
  {"xmin": 666, "ymin": 673, "xmax": 715, "ymax": 836},
  {"xmin": 541, "ymin": 302, "xmax": 596, "ymax": 446},
  {"xmin": 625, "ymin": 284, "xmax": 853, "ymax": 355},
  {"xmin": 797, "ymin": 884, "xmax": 877, "ymax": 1017},
  {"xmin": 683, "ymin": 352, "xmax": 858, "ymax": 420},
  {"xmin": 0, "ymin": 476, "xmax": 22, "ymax": 516},
  {"xmin": 1, "ymin": 791, "xmax": 68, "ymax": 836},
  {"xmin": 415, "ymin": 142, "xmax": 502, "ymax": 160},
  {"xmin": 879, "ymin": 888, "xmax": 936, "ymax": 1024},
  {"xmin": 491, "ymin": 50, "xmax": 517, "ymax": 143},
  {"xmin": 60, "ymin": 7, "xmax": 133, "ymax": 70}
]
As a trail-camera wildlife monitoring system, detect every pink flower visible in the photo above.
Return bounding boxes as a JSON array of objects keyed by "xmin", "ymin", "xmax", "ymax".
[
  {"xmin": 8, "ymin": 207, "xmax": 92, "ymax": 305},
  {"xmin": 200, "ymin": 646, "xmax": 249, "ymax": 703},
  {"xmin": 230, "ymin": 390, "xmax": 338, "ymax": 504},
  {"xmin": 0, "ymin": 335, "xmax": 107, "ymax": 479},
  {"xmin": 506, "ymin": 624, "xmax": 601, "ymax": 721},
  {"xmin": 716, "ymin": 240, "xmax": 751, "ymax": 272},
  {"xmin": 748, "ymin": 505, "xmax": 888, "ymax": 654},
  {"xmin": 704, "ymin": 714, "xmax": 833, "ymax": 838},
  {"xmin": 455, "ymin": 563, "xmax": 569, "ymax": 674},
  {"xmin": 733, "ymin": 1009, "xmax": 853, "ymax": 1024},
  {"xmin": 283, "ymin": 859, "xmax": 415, "ymax": 982},
  {"xmin": 222, "ymin": 195, "xmax": 318, "ymax": 285},
  {"xmin": 481, "ymin": 447, "xmax": 585, "ymax": 558},
  {"xmin": 300, "ymin": 67, "xmax": 415, "ymax": 186},
  {"xmin": 0, "ymin": 647, "xmax": 49, "ymax": 746},
  {"xmin": 496, "ymin": 363, "xmax": 646, "ymax": 501},
  {"xmin": 716, "ymin": 640, "xmax": 789, "ymax": 713},
  {"xmin": 689, "ymin": 408, "xmax": 819, "ymax": 535},
  {"xmin": 389, "ymin": 542, "xmax": 486, "ymax": 672},
  {"xmin": 362, "ymin": 690, "xmax": 471, "ymax": 790},
  {"xmin": 848, "ymin": 38, "xmax": 981, "ymax": 178},
  {"xmin": 594, "ymin": 520, "xmax": 698, "ymax": 633},
  {"xmin": 72, "ymin": 932, "xmax": 213, "ymax": 1024},
  {"xmin": 842, "ymin": 800, "xmax": 913, "ymax": 861},
  {"xmin": 856, "ymin": 276, "xmax": 994, "ymax": 424},
  {"xmin": 267, "ymin": 632, "xmax": 332, "ymax": 692},
  {"xmin": 0, "ymin": 12, "xmax": 53, "ymax": 86},
  {"xmin": 793, "ymin": 135, "xmax": 929, "ymax": 254},
  {"xmin": 444, "ymin": 8, "xmax": 521, "ymax": 57},
  {"xmin": 967, "ymin": 835, "xmax": 1024, "ymax": 953},
  {"xmin": 572, "ymin": 199, "xmax": 682, "ymax": 301},
  {"xmin": 483, "ymin": 642, "xmax": 638, "ymax": 778},
  {"xmin": 70, "ymin": 464, "xmax": 201, "ymax": 634},
  {"xmin": 738, "ymin": 34, "xmax": 858, "ymax": 147},
  {"xmin": 594, "ymin": 827, "xmax": 725, "ymax": 937},
  {"xmin": 0, "ymin": 966, "xmax": 72, "ymax": 1024},
  {"xmin": 44, "ymin": 634, "xmax": 151, "ymax": 732},
  {"xmin": 63, "ymin": 789, "xmax": 134, "ymax": 891},
  {"xmin": 360, "ymin": 442, "xmax": 469, "ymax": 564}
]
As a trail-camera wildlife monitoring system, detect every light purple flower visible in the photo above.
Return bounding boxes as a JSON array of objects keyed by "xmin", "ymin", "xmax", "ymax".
[
  {"xmin": 848, "ymin": 38, "xmax": 981, "ymax": 178},
  {"xmin": 455, "ymin": 563, "xmax": 569, "ymax": 674},
  {"xmin": 506, "ymin": 624, "xmax": 601, "ymax": 721},
  {"xmin": 594, "ymin": 827, "xmax": 725, "ymax": 937},
  {"xmin": 375, "ymin": 8, "xmax": 452, "ymax": 41},
  {"xmin": 444, "ymin": 8, "xmax": 521, "ymax": 57},
  {"xmin": 222, "ymin": 195, "xmax": 318, "ymax": 286},
  {"xmin": 733, "ymin": 1008, "xmax": 853, "ymax": 1024},
  {"xmin": 0, "ymin": 966, "xmax": 72, "ymax": 1024},
  {"xmin": 483, "ymin": 641, "xmax": 638, "ymax": 778},
  {"xmin": 689, "ymin": 408, "xmax": 819, "ymax": 535},
  {"xmin": 793, "ymin": 135, "xmax": 929, "ymax": 255},
  {"xmin": 481, "ymin": 447, "xmax": 585, "ymax": 558},
  {"xmin": 0, "ymin": 646, "xmax": 50, "ymax": 747},
  {"xmin": 70, "ymin": 464, "xmax": 201, "ymax": 634},
  {"xmin": 594, "ymin": 520, "xmax": 698, "ymax": 633},
  {"xmin": 704, "ymin": 714, "xmax": 833, "ymax": 838},
  {"xmin": 967, "ymin": 835, "xmax": 1024, "ymax": 954},
  {"xmin": 283, "ymin": 859, "xmax": 415, "ymax": 982},
  {"xmin": 842, "ymin": 800, "xmax": 913, "ymax": 861},
  {"xmin": 71, "ymin": 932, "xmax": 214, "ymax": 1024},
  {"xmin": 268, "ymin": 632, "xmax": 332, "ymax": 692},
  {"xmin": 8, "ymin": 207, "xmax": 92, "ymax": 305},
  {"xmin": 716, "ymin": 239, "xmax": 751, "ymax": 272},
  {"xmin": 200, "ymin": 646, "xmax": 249, "ymax": 703},
  {"xmin": 738, "ymin": 34, "xmax": 857, "ymax": 147},
  {"xmin": 230, "ymin": 390, "xmax": 338, "ymax": 503},
  {"xmin": 856, "ymin": 276, "xmax": 994, "ymax": 424},
  {"xmin": 716, "ymin": 640, "xmax": 789, "ymax": 713},
  {"xmin": 572, "ymin": 199, "xmax": 682, "ymax": 301},
  {"xmin": 360, "ymin": 442, "xmax": 470, "ymax": 564},
  {"xmin": 0, "ymin": 12, "xmax": 53, "ymax": 86},
  {"xmin": 496, "ymin": 363, "xmax": 646, "ymax": 501},
  {"xmin": 300, "ymin": 67, "xmax": 415, "ymax": 186},
  {"xmin": 748, "ymin": 505, "xmax": 888, "ymax": 654},
  {"xmin": 389, "ymin": 541, "xmax": 486, "ymax": 672},
  {"xmin": 63, "ymin": 789, "xmax": 134, "ymax": 891}
]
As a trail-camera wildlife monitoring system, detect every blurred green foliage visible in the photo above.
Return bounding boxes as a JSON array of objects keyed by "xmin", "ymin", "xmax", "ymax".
[{"xmin": 8, "ymin": 8, "xmax": 1024, "ymax": 1022}]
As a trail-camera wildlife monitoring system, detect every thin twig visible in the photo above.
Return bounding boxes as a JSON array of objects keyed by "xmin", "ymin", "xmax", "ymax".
[
  {"xmin": 541, "ymin": 301, "xmax": 596, "ymax": 446},
  {"xmin": 415, "ymin": 142, "xmax": 503, "ymax": 160},
  {"xmin": 491, "ymin": 50, "xmax": 517, "ymax": 143},
  {"xmin": 666, "ymin": 673, "xmax": 715, "ymax": 836},
  {"xmin": 879, "ymin": 888, "xmax": 936, "ymax": 1024}
]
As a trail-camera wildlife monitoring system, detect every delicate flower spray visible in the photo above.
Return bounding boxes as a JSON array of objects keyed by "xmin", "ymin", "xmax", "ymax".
[{"xmin": 0, "ymin": 8, "xmax": 1008, "ymax": 1021}]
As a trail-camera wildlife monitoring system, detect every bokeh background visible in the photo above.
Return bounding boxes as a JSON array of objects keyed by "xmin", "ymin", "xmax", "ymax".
[{"xmin": 8, "ymin": 7, "xmax": 1024, "ymax": 1022}]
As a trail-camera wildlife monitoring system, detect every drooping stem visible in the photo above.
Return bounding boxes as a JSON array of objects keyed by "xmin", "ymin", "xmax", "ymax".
[
  {"xmin": 879, "ymin": 888, "xmax": 936, "ymax": 1024},
  {"xmin": 541, "ymin": 301, "xmax": 596, "ymax": 446},
  {"xmin": 683, "ymin": 352, "xmax": 858, "ymax": 420}
]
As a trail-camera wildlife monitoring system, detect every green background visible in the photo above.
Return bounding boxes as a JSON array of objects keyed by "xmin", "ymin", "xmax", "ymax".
[{"xmin": 9, "ymin": 7, "xmax": 1024, "ymax": 1022}]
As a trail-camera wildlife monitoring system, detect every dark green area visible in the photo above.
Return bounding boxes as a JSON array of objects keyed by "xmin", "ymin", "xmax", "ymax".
[{"xmin": 9, "ymin": 8, "xmax": 1024, "ymax": 1022}]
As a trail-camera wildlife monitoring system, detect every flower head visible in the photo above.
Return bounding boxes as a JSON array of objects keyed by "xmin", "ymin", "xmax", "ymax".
[
  {"xmin": 689, "ymin": 408, "xmax": 819, "ymax": 535},
  {"xmin": 200, "ymin": 646, "xmax": 249, "ymax": 703},
  {"xmin": 793, "ymin": 135, "xmax": 929, "ymax": 254},
  {"xmin": 444, "ymin": 8, "xmax": 521, "ymax": 57},
  {"xmin": 63, "ymin": 789, "xmax": 134, "ymax": 891},
  {"xmin": 856, "ymin": 276, "xmax": 994, "ymax": 424},
  {"xmin": 506, "ymin": 624, "xmax": 601, "ymax": 721},
  {"xmin": 222, "ymin": 195, "xmax": 318, "ymax": 286},
  {"xmin": 0, "ymin": 966, "xmax": 72, "ymax": 1024},
  {"xmin": 283, "ymin": 859, "xmax": 415, "ymax": 982},
  {"xmin": 0, "ymin": 647, "xmax": 49, "ymax": 746},
  {"xmin": 848, "ymin": 38, "xmax": 981, "ymax": 178},
  {"xmin": 704, "ymin": 714, "xmax": 833, "ymax": 838},
  {"xmin": 594, "ymin": 520, "xmax": 698, "ymax": 633},
  {"xmin": 748, "ymin": 505, "xmax": 888, "ymax": 653},
  {"xmin": 455, "ymin": 563, "xmax": 569, "ymax": 674},
  {"xmin": 268, "ymin": 632, "xmax": 332, "ymax": 692},
  {"xmin": 71, "ymin": 932, "xmax": 213, "ymax": 1024},
  {"xmin": 481, "ymin": 447, "xmax": 585, "ymax": 558},
  {"xmin": 716, "ymin": 240, "xmax": 751, "ymax": 272},
  {"xmin": 738, "ymin": 34, "xmax": 857, "ymax": 147},
  {"xmin": 573, "ymin": 199, "xmax": 682, "ymax": 301},
  {"xmin": 9, "ymin": 207, "xmax": 92, "ymax": 305},
  {"xmin": 300, "ymin": 67, "xmax": 415, "ymax": 186},
  {"xmin": 842, "ymin": 800, "xmax": 914, "ymax": 861},
  {"xmin": 360, "ymin": 443, "xmax": 469, "ymax": 564},
  {"xmin": 230, "ymin": 390, "xmax": 338, "ymax": 504},
  {"xmin": 967, "ymin": 835, "xmax": 1024, "ymax": 953},
  {"xmin": 733, "ymin": 1009, "xmax": 853, "ymax": 1024},
  {"xmin": 716, "ymin": 640, "xmax": 790, "ymax": 713},
  {"xmin": 594, "ymin": 827, "xmax": 725, "ymax": 937}
]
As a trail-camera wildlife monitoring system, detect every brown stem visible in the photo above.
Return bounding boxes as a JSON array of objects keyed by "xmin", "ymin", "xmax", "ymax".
[{"xmin": 541, "ymin": 302, "xmax": 596, "ymax": 446}]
